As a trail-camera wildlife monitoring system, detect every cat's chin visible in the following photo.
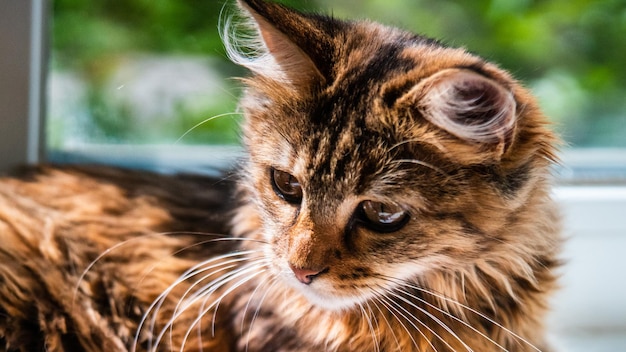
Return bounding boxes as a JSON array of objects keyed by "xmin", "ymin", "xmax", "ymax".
[
  {"xmin": 281, "ymin": 276, "xmax": 374, "ymax": 313},
  {"xmin": 295, "ymin": 287, "xmax": 369, "ymax": 312}
]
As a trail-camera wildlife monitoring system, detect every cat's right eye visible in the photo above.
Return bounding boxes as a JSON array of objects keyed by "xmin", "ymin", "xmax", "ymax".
[
  {"xmin": 357, "ymin": 200, "xmax": 409, "ymax": 233},
  {"xmin": 271, "ymin": 168, "xmax": 303, "ymax": 204}
]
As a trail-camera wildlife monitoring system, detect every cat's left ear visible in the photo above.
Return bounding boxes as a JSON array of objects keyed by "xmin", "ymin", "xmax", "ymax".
[
  {"xmin": 235, "ymin": 0, "xmax": 334, "ymax": 90},
  {"xmin": 404, "ymin": 69, "xmax": 517, "ymax": 155}
]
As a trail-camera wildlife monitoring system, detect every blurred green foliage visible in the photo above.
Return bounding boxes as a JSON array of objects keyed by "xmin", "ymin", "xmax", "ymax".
[{"xmin": 50, "ymin": 0, "xmax": 626, "ymax": 147}]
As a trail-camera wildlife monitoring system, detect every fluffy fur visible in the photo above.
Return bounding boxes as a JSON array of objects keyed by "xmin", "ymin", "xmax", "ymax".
[
  {"xmin": 0, "ymin": 1, "xmax": 561, "ymax": 351},
  {"xmin": 0, "ymin": 166, "xmax": 239, "ymax": 351}
]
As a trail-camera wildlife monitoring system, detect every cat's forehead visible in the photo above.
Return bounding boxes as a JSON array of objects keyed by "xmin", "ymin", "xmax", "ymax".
[
  {"xmin": 245, "ymin": 20, "xmax": 495, "ymax": 196},
  {"xmin": 332, "ymin": 23, "xmax": 478, "ymax": 85},
  {"xmin": 289, "ymin": 104, "xmax": 405, "ymax": 199}
]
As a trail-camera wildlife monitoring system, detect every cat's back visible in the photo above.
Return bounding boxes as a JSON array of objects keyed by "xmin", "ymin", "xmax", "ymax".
[{"xmin": 0, "ymin": 166, "xmax": 237, "ymax": 351}]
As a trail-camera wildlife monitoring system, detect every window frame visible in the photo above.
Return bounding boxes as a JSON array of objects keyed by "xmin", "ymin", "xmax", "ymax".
[{"xmin": 0, "ymin": 0, "xmax": 47, "ymax": 173}]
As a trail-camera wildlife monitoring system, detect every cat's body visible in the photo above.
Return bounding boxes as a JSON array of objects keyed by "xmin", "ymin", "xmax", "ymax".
[{"xmin": 0, "ymin": 0, "xmax": 561, "ymax": 351}]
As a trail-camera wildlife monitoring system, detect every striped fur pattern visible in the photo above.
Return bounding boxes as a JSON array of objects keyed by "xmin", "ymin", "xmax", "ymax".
[{"xmin": 0, "ymin": 0, "xmax": 561, "ymax": 351}]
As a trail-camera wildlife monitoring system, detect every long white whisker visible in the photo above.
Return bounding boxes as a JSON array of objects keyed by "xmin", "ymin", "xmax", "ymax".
[
  {"xmin": 134, "ymin": 250, "xmax": 262, "ymax": 352},
  {"xmin": 386, "ymin": 289, "xmax": 471, "ymax": 352},
  {"xmin": 131, "ymin": 237, "xmax": 267, "ymax": 304},
  {"xmin": 154, "ymin": 260, "xmax": 265, "ymax": 351},
  {"xmin": 370, "ymin": 300, "xmax": 402, "ymax": 351},
  {"xmin": 154, "ymin": 252, "xmax": 263, "ymax": 350},
  {"xmin": 394, "ymin": 283, "xmax": 508, "ymax": 351},
  {"xmin": 374, "ymin": 285, "xmax": 459, "ymax": 352},
  {"xmin": 171, "ymin": 263, "xmax": 240, "ymax": 351},
  {"xmin": 373, "ymin": 294, "xmax": 430, "ymax": 352},
  {"xmin": 382, "ymin": 276, "xmax": 542, "ymax": 352},
  {"xmin": 245, "ymin": 276, "xmax": 280, "ymax": 352},
  {"xmin": 170, "ymin": 260, "xmax": 256, "ymax": 350},
  {"xmin": 174, "ymin": 112, "xmax": 242, "ymax": 145},
  {"xmin": 169, "ymin": 258, "xmax": 266, "ymax": 341},
  {"xmin": 366, "ymin": 302, "xmax": 382, "ymax": 352},
  {"xmin": 81, "ymin": 232, "xmax": 260, "ymax": 304},
  {"xmin": 391, "ymin": 159, "xmax": 450, "ymax": 179},
  {"xmin": 210, "ymin": 261, "xmax": 271, "ymax": 336},
  {"xmin": 73, "ymin": 232, "xmax": 170, "ymax": 311},
  {"xmin": 358, "ymin": 302, "xmax": 379, "ymax": 352},
  {"xmin": 182, "ymin": 263, "xmax": 267, "ymax": 352},
  {"xmin": 179, "ymin": 265, "xmax": 267, "ymax": 352},
  {"xmin": 174, "ymin": 254, "xmax": 265, "ymax": 317},
  {"xmin": 240, "ymin": 272, "xmax": 274, "ymax": 334}
]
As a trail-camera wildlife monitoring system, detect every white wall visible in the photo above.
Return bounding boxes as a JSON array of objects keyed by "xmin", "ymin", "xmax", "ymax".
[{"xmin": 550, "ymin": 186, "xmax": 626, "ymax": 351}]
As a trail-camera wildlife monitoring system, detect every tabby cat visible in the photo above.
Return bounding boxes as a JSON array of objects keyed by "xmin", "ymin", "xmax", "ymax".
[{"xmin": 0, "ymin": 0, "xmax": 561, "ymax": 351}]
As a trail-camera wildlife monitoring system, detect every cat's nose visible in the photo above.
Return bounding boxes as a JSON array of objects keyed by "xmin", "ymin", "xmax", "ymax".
[{"xmin": 289, "ymin": 264, "xmax": 326, "ymax": 285}]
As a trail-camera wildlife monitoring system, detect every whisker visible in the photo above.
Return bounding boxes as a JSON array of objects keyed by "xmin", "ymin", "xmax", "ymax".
[
  {"xmin": 168, "ymin": 257, "xmax": 264, "ymax": 348},
  {"xmin": 239, "ymin": 272, "xmax": 275, "ymax": 334},
  {"xmin": 389, "ymin": 137, "xmax": 448, "ymax": 155},
  {"xmin": 373, "ymin": 285, "xmax": 462, "ymax": 351},
  {"xmin": 394, "ymin": 277, "xmax": 542, "ymax": 351},
  {"xmin": 364, "ymin": 301, "xmax": 381, "ymax": 351},
  {"xmin": 179, "ymin": 264, "xmax": 268, "ymax": 352},
  {"xmin": 174, "ymin": 112, "xmax": 242, "ymax": 145},
  {"xmin": 381, "ymin": 275, "xmax": 542, "ymax": 352},
  {"xmin": 173, "ymin": 252, "xmax": 266, "ymax": 309},
  {"xmin": 152, "ymin": 260, "xmax": 265, "ymax": 351},
  {"xmin": 131, "ymin": 236, "xmax": 268, "ymax": 307},
  {"xmin": 172, "ymin": 263, "xmax": 240, "ymax": 351},
  {"xmin": 370, "ymin": 300, "xmax": 402, "ymax": 351},
  {"xmin": 245, "ymin": 276, "xmax": 280, "ymax": 352},
  {"xmin": 385, "ymin": 289, "xmax": 471, "ymax": 352},
  {"xmin": 357, "ymin": 302, "xmax": 379, "ymax": 352},
  {"xmin": 391, "ymin": 159, "xmax": 450, "ymax": 179},
  {"xmin": 372, "ymin": 294, "xmax": 430, "ymax": 352},
  {"xmin": 394, "ymin": 285, "xmax": 507, "ymax": 351},
  {"xmin": 133, "ymin": 250, "xmax": 262, "ymax": 352},
  {"xmin": 383, "ymin": 295, "xmax": 443, "ymax": 352},
  {"xmin": 74, "ymin": 231, "xmax": 262, "ymax": 313},
  {"xmin": 72, "ymin": 232, "xmax": 167, "ymax": 311},
  {"xmin": 167, "ymin": 257, "xmax": 265, "ymax": 337},
  {"xmin": 364, "ymin": 301, "xmax": 380, "ymax": 351},
  {"xmin": 209, "ymin": 261, "xmax": 271, "ymax": 335}
]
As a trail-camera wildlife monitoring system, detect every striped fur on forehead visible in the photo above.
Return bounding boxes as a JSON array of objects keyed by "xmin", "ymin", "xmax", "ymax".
[{"xmin": 234, "ymin": 0, "xmax": 559, "ymax": 219}]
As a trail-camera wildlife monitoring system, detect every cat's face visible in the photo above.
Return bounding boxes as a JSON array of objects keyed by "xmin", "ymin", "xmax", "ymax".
[{"xmin": 234, "ymin": 0, "xmax": 555, "ymax": 311}]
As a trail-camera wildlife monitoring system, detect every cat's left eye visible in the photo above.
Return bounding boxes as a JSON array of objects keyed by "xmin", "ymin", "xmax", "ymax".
[
  {"xmin": 357, "ymin": 200, "xmax": 409, "ymax": 233},
  {"xmin": 271, "ymin": 168, "xmax": 303, "ymax": 204}
]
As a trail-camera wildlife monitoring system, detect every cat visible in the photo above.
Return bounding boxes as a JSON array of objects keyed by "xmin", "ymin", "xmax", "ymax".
[{"xmin": 0, "ymin": 0, "xmax": 561, "ymax": 351}]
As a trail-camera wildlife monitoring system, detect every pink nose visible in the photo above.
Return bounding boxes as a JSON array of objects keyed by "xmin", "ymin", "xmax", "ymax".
[{"xmin": 289, "ymin": 264, "xmax": 326, "ymax": 285}]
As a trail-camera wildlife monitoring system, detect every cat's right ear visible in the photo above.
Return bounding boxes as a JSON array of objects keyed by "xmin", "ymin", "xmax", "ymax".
[
  {"xmin": 401, "ymin": 69, "xmax": 517, "ymax": 155},
  {"xmin": 231, "ymin": 0, "xmax": 334, "ymax": 90}
]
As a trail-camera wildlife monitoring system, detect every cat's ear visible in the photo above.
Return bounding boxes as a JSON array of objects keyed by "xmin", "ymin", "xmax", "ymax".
[
  {"xmin": 407, "ymin": 69, "xmax": 517, "ymax": 153},
  {"xmin": 234, "ymin": 0, "xmax": 334, "ymax": 89}
]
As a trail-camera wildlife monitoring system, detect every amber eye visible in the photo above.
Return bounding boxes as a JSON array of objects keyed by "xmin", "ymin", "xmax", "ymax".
[
  {"xmin": 271, "ymin": 168, "xmax": 303, "ymax": 204},
  {"xmin": 357, "ymin": 200, "xmax": 409, "ymax": 233}
]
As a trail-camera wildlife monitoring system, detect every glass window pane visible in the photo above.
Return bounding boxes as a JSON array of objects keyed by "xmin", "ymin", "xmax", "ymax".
[
  {"xmin": 49, "ymin": 0, "xmax": 243, "ymax": 150},
  {"xmin": 48, "ymin": 0, "xmax": 626, "ymax": 159}
]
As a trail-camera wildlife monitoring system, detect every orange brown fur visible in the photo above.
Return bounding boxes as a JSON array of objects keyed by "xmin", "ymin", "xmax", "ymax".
[{"xmin": 0, "ymin": 166, "xmax": 237, "ymax": 351}]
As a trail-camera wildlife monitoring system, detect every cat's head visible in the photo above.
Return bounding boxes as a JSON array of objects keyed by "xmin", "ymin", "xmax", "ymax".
[{"xmin": 231, "ymin": 0, "xmax": 558, "ymax": 311}]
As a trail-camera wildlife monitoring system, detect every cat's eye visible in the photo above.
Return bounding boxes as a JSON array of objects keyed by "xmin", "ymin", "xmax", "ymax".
[
  {"xmin": 357, "ymin": 200, "xmax": 409, "ymax": 233},
  {"xmin": 271, "ymin": 168, "xmax": 303, "ymax": 204}
]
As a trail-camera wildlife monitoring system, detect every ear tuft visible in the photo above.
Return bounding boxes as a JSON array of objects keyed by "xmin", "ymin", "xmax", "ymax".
[
  {"xmin": 418, "ymin": 70, "xmax": 517, "ymax": 147},
  {"xmin": 227, "ymin": 0, "xmax": 326, "ymax": 90}
]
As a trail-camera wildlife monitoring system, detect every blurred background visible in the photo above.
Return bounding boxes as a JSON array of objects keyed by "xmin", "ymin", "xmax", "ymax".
[{"xmin": 49, "ymin": 0, "xmax": 626, "ymax": 151}]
